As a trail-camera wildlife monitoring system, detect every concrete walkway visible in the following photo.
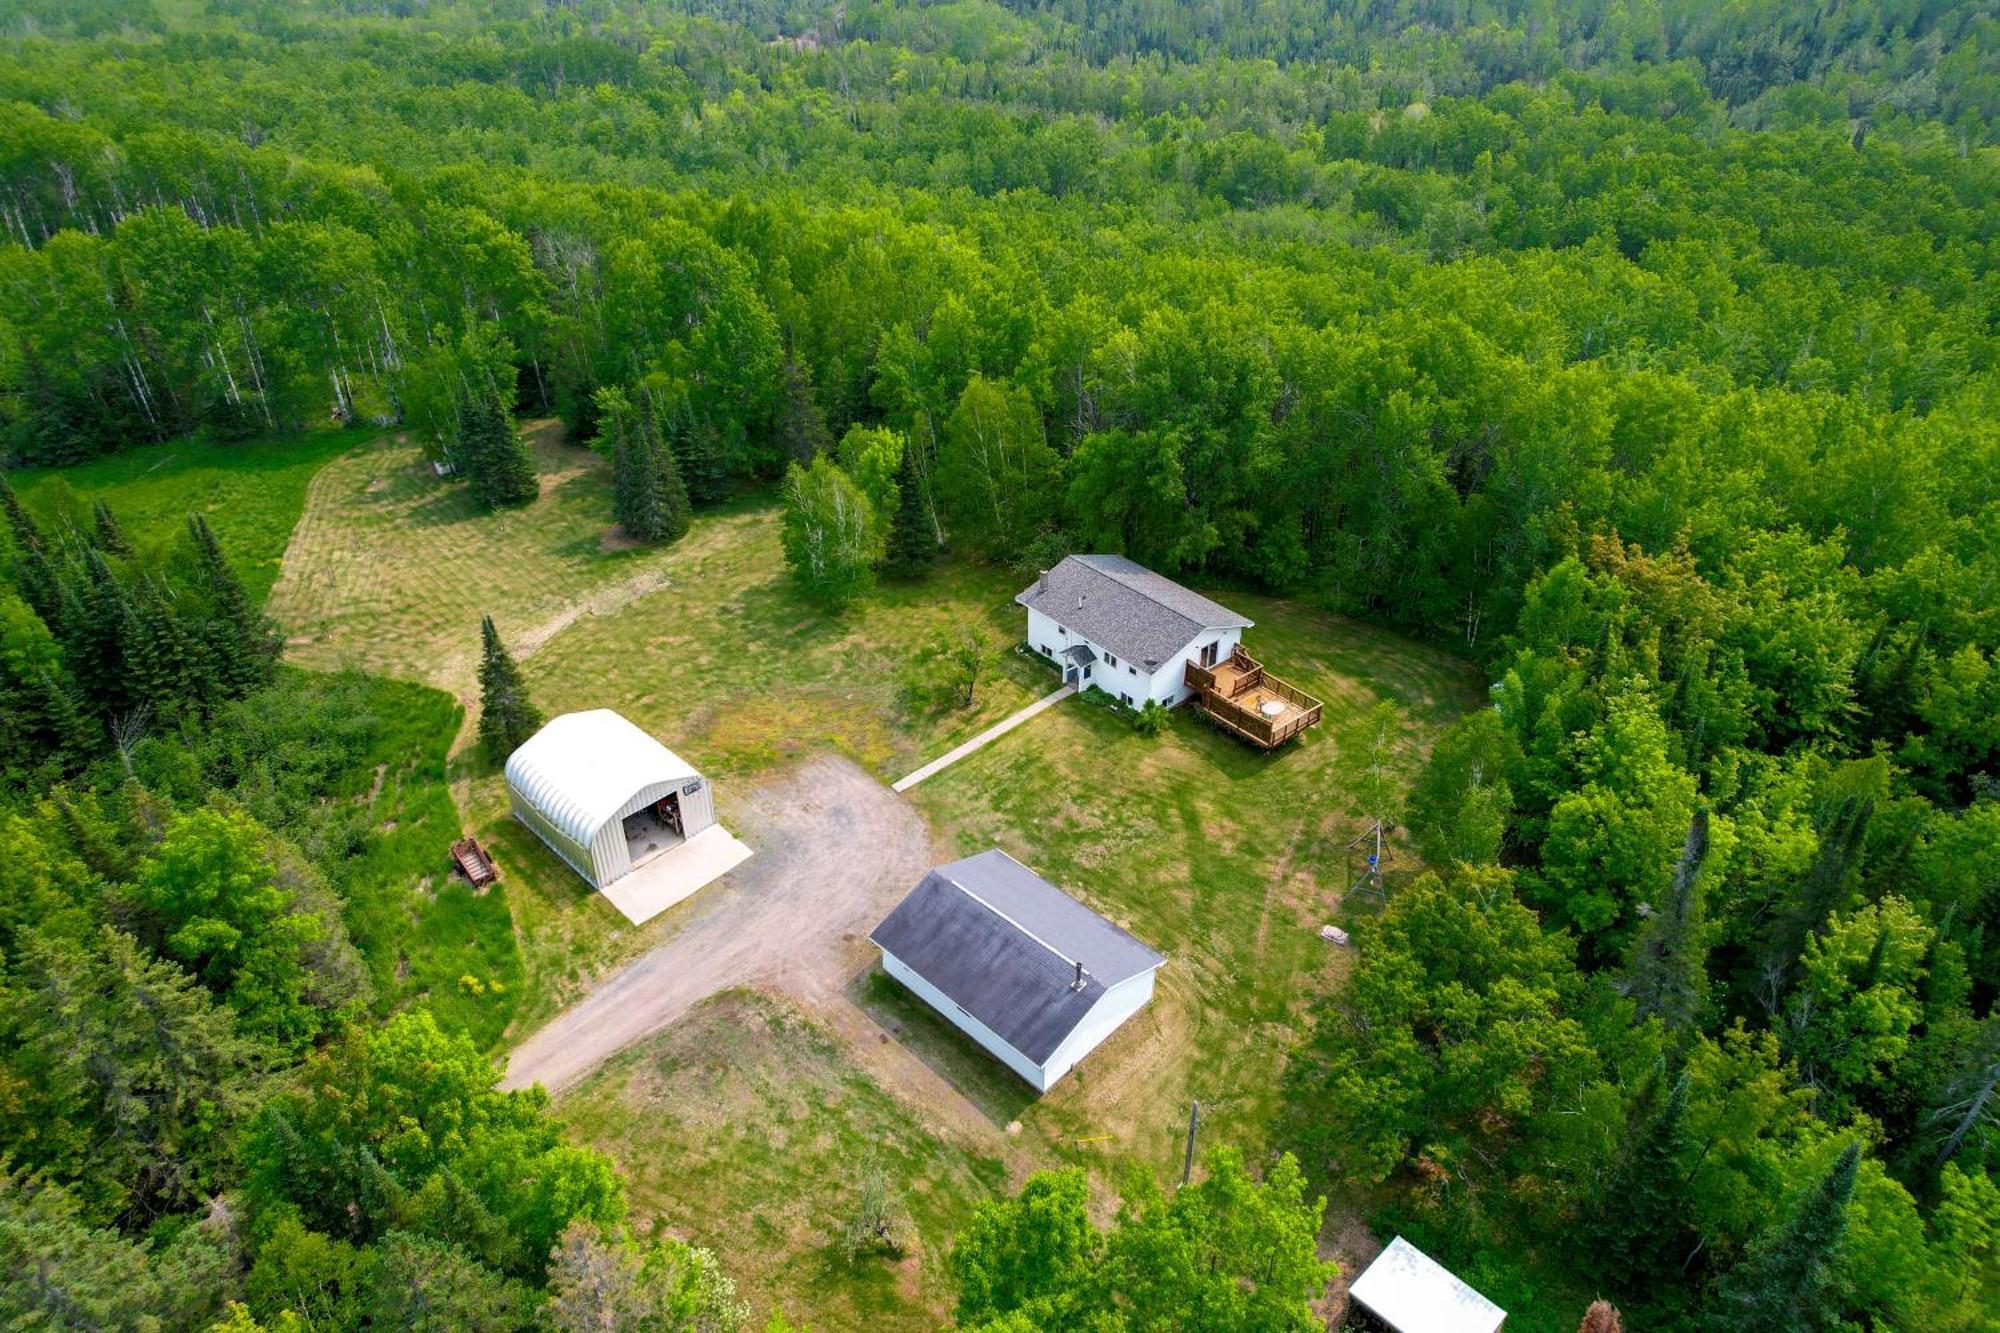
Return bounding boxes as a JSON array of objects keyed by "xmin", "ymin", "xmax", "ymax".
[{"xmin": 892, "ymin": 684, "xmax": 1074, "ymax": 793}]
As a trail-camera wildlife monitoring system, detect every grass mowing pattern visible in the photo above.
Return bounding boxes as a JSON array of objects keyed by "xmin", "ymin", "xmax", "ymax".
[
  {"xmin": 9, "ymin": 428, "xmax": 372, "ymax": 603},
  {"xmin": 559, "ymin": 989, "xmax": 1008, "ymax": 1332},
  {"xmin": 902, "ymin": 594, "xmax": 1485, "ymax": 1178},
  {"xmin": 267, "ymin": 422, "xmax": 681, "ymax": 698}
]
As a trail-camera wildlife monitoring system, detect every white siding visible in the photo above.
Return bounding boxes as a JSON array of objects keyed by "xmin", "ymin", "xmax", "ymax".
[
  {"xmin": 880, "ymin": 949, "xmax": 1052, "ymax": 1091},
  {"xmin": 510, "ymin": 785, "xmax": 598, "ymax": 886},
  {"xmin": 1041, "ymin": 968, "xmax": 1159, "ymax": 1087},
  {"xmin": 880, "ymin": 949, "xmax": 1164, "ymax": 1092},
  {"xmin": 1025, "ymin": 605, "xmax": 1242, "ymax": 713}
]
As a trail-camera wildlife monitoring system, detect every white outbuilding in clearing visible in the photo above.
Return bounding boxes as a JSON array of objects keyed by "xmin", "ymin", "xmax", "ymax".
[
  {"xmin": 869, "ymin": 849, "xmax": 1166, "ymax": 1092},
  {"xmin": 1345, "ymin": 1235, "xmax": 1506, "ymax": 1333},
  {"xmin": 505, "ymin": 710, "xmax": 751, "ymax": 925}
]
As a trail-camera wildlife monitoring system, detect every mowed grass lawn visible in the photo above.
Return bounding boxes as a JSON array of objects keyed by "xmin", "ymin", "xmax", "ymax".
[
  {"xmin": 266, "ymin": 420, "xmax": 672, "ymax": 697},
  {"xmin": 10, "ymin": 427, "xmax": 369, "ymax": 602},
  {"xmin": 897, "ymin": 597, "xmax": 1483, "ymax": 1174},
  {"xmin": 560, "ymin": 990, "xmax": 1008, "ymax": 1332},
  {"xmin": 255, "ymin": 420, "xmax": 1484, "ymax": 1324}
]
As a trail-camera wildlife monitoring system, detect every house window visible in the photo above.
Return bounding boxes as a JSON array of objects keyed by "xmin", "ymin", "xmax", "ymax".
[
  {"xmin": 1105, "ymin": 652, "xmax": 1119, "ymax": 667},
  {"xmin": 1127, "ymin": 665, "xmax": 1137, "ymax": 676},
  {"xmin": 1120, "ymin": 692, "xmax": 1132, "ymax": 705},
  {"xmin": 1058, "ymin": 626, "xmax": 1067, "ymax": 637},
  {"xmin": 1083, "ymin": 666, "xmax": 1093, "ymax": 680},
  {"xmin": 1040, "ymin": 644, "xmax": 1052, "ymax": 656}
]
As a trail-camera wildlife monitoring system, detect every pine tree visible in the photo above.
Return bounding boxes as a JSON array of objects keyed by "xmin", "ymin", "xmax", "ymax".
[
  {"xmin": 1622, "ymin": 808, "xmax": 1710, "ymax": 1034},
  {"xmin": 1, "ymin": 474, "xmax": 43, "ymax": 555},
  {"xmin": 1591, "ymin": 1068, "xmax": 1697, "ymax": 1281},
  {"xmin": 37, "ymin": 668, "xmax": 99, "ymax": 764},
  {"xmin": 651, "ymin": 398, "xmax": 692, "ymax": 542},
  {"xmin": 60, "ymin": 549, "xmax": 135, "ymax": 716},
  {"xmin": 1709, "ymin": 1142, "xmax": 1859, "ymax": 1332},
  {"xmin": 883, "ymin": 436, "xmax": 938, "ymax": 577},
  {"xmin": 457, "ymin": 393, "xmax": 537, "ymax": 510},
  {"xmin": 602, "ymin": 388, "xmax": 689, "ymax": 544},
  {"xmin": 477, "ymin": 616, "xmax": 542, "ymax": 763},
  {"xmin": 604, "ymin": 387, "xmax": 664, "ymax": 541},
  {"xmin": 1760, "ymin": 796, "xmax": 1874, "ymax": 1010},
  {"xmin": 186, "ymin": 513, "xmax": 278, "ymax": 695},
  {"xmin": 123, "ymin": 579, "xmax": 219, "ymax": 713},
  {"xmin": 90, "ymin": 499, "xmax": 132, "ymax": 556},
  {"xmin": 670, "ymin": 416, "xmax": 728, "ymax": 506},
  {"xmin": 775, "ymin": 351, "xmax": 831, "ymax": 463}
]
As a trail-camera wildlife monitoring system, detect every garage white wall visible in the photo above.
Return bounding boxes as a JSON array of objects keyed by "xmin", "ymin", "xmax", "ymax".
[{"xmin": 1041, "ymin": 967, "xmax": 1160, "ymax": 1087}]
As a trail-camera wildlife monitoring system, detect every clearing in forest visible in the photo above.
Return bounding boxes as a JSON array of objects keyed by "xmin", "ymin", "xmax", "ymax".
[{"xmin": 265, "ymin": 425, "xmax": 1484, "ymax": 1328}]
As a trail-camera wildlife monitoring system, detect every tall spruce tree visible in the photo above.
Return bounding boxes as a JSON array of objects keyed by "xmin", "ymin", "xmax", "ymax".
[
  {"xmin": 90, "ymin": 499, "xmax": 132, "ymax": 556},
  {"xmin": 0, "ymin": 476, "xmax": 60, "ymax": 622},
  {"xmin": 457, "ymin": 394, "xmax": 538, "ymax": 510},
  {"xmin": 883, "ymin": 436, "xmax": 938, "ymax": 577},
  {"xmin": 123, "ymin": 579, "xmax": 218, "ymax": 714},
  {"xmin": 649, "ymin": 398, "xmax": 692, "ymax": 542},
  {"xmin": 186, "ymin": 514, "xmax": 278, "ymax": 695},
  {"xmin": 477, "ymin": 616, "xmax": 542, "ymax": 763},
  {"xmin": 671, "ymin": 416, "xmax": 727, "ymax": 506},
  {"xmin": 1760, "ymin": 796, "xmax": 1874, "ymax": 1010},
  {"xmin": 1709, "ymin": 1142, "xmax": 1860, "ymax": 1332},
  {"xmin": 775, "ymin": 351, "xmax": 831, "ymax": 463},
  {"xmin": 1623, "ymin": 808, "xmax": 1711, "ymax": 1034},
  {"xmin": 1591, "ymin": 1068, "xmax": 1697, "ymax": 1282},
  {"xmin": 601, "ymin": 388, "xmax": 689, "ymax": 544},
  {"xmin": 61, "ymin": 550, "xmax": 135, "ymax": 716},
  {"xmin": 1, "ymin": 475, "xmax": 42, "ymax": 555}
]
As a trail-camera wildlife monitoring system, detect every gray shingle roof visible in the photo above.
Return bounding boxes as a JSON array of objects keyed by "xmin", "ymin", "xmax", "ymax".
[
  {"xmin": 1016, "ymin": 554, "xmax": 1251, "ymax": 669},
  {"xmin": 868, "ymin": 849, "xmax": 1166, "ymax": 1065}
]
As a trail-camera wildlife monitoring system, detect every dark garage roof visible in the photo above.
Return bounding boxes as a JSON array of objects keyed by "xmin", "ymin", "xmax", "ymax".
[
  {"xmin": 869, "ymin": 850, "xmax": 1166, "ymax": 1066},
  {"xmin": 1016, "ymin": 555, "xmax": 1251, "ymax": 669}
]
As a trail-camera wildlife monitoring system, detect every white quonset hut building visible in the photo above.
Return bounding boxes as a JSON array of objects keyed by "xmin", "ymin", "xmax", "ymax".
[
  {"xmin": 869, "ymin": 849, "xmax": 1166, "ymax": 1092},
  {"xmin": 505, "ymin": 710, "xmax": 750, "ymax": 925},
  {"xmin": 1345, "ymin": 1236, "xmax": 1506, "ymax": 1333},
  {"xmin": 1017, "ymin": 554, "xmax": 1252, "ymax": 711}
]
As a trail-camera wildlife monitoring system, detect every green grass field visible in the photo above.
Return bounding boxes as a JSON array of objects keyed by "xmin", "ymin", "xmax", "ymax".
[
  {"xmin": 899, "ymin": 592, "xmax": 1482, "ymax": 1171},
  {"xmin": 321, "ymin": 671, "xmax": 523, "ymax": 1048},
  {"xmin": 10, "ymin": 428, "xmax": 372, "ymax": 603},
  {"xmin": 560, "ymin": 990, "xmax": 1008, "ymax": 1332}
]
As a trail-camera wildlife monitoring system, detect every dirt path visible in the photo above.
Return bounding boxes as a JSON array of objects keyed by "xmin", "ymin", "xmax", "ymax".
[{"xmin": 502, "ymin": 754, "xmax": 939, "ymax": 1094}]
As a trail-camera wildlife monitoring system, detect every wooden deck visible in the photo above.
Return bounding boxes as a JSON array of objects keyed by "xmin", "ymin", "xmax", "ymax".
[{"xmin": 1185, "ymin": 649, "xmax": 1323, "ymax": 749}]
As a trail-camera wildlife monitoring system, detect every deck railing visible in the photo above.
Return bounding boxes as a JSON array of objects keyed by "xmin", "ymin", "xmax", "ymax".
[{"xmin": 1183, "ymin": 653, "xmax": 1323, "ymax": 749}]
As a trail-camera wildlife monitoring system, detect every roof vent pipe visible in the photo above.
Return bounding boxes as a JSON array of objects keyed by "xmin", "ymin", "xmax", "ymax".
[
  {"xmin": 1071, "ymin": 960, "xmax": 1088, "ymax": 992},
  {"xmin": 1038, "ymin": 569, "xmax": 1049, "ymax": 592}
]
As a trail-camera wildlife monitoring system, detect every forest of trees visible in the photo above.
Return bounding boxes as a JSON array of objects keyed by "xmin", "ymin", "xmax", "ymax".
[{"xmin": 0, "ymin": 0, "xmax": 1996, "ymax": 1328}]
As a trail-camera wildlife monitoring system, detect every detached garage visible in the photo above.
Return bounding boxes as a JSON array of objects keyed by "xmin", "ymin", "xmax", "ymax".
[
  {"xmin": 505, "ymin": 710, "xmax": 750, "ymax": 924},
  {"xmin": 870, "ymin": 850, "xmax": 1166, "ymax": 1092}
]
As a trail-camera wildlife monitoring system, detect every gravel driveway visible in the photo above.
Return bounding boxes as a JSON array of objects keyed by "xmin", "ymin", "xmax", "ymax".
[{"xmin": 501, "ymin": 753, "xmax": 936, "ymax": 1093}]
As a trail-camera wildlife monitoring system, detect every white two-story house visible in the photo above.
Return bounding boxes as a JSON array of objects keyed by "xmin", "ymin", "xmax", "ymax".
[{"xmin": 1016, "ymin": 554, "xmax": 1253, "ymax": 711}]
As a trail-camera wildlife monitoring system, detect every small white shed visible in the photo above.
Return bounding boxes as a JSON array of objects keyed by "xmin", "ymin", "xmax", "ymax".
[
  {"xmin": 505, "ymin": 709, "xmax": 718, "ymax": 891},
  {"xmin": 1346, "ymin": 1236, "xmax": 1506, "ymax": 1333}
]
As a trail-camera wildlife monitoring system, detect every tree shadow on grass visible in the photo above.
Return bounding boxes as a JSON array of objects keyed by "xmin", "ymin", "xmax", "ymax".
[
  {"xmin": 847, "ymin": 965, "xmax": 1039, "ymax": 1132},
  {"xmin": 402, "ymin": 483, "xmax": 488, "ymax": 529}
]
